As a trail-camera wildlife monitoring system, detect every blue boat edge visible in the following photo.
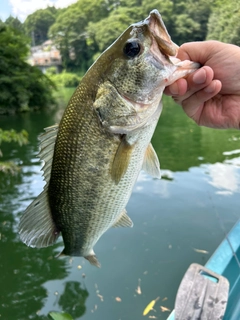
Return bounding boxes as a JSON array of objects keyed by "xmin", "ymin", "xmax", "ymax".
[{"xmin": 167, "ymin": 219, "xmax": 240, "ymax": 320}]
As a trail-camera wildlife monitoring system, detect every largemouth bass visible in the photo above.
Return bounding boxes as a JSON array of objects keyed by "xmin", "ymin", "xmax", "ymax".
[{"xmin": 19, "ymin": 10, "xmax": 199, "ymax": 267}]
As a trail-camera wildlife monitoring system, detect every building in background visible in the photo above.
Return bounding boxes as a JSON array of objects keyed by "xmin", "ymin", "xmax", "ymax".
[{"xmin": 28, "ymin": 40, "xmax": 62, "ymax": 73}]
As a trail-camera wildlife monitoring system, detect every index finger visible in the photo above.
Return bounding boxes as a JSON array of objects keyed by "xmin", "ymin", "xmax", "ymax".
[{"xmin": 177, "ymin": 41, "xmax": 218, "ymax": 64}]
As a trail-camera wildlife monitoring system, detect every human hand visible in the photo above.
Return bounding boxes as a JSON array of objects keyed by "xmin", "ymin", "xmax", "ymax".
[{"xmin": 165, "ymin": 41, "xmax": 240, "ymax": 129}]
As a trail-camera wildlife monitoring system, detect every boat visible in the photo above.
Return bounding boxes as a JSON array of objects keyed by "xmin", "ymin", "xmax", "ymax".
[{"xmin": 167, "ymin": 220, "xmax": 240, "ymax": 320}]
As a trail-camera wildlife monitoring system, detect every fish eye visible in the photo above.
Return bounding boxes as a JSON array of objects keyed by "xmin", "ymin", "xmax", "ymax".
[{"xmin": 123, "ymin": 41, "xmax": 141, "ymax": 58}]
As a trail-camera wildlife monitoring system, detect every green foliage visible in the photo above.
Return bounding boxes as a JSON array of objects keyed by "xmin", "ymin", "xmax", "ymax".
[
  {"xmin": 0, "ymin": 161, "xmax": 20, "ymax": 174},
  {"xmin": 141, "ymin": 0, "xmax": 173, "ymax": 23},
  {"xmin": 48, "ymin": 312, "xmax": 73, "ymax": 320},
  {"xmin": 24, "ymin": 6, "xmax": 58, "ymax": 45},
  {"xmin": 0, "ymin": 25, "xmax": 55, "ymax": 114},
  {"xmin": 87, "ymin": 7, "xmax": 142, "ymax": 52},
  {"xmin": 4, "ymin": 16, "xmax": 24, "ymax": 32},
  {"xmin": 0, "ymin": 129, "xmax": 28, "ymax": 146},
  {"xmin": 172, "ymin": 14, "xmax": 200, "ymax": 44},
  {"xmin": 207, "ymin": 1, "xmax": 240, "ymax": 45},
  {"xmin": 46, "ymin": 66, "xmax": 58, "ymax": 75},
  {"xmin": 168, "ymin": 0, "xmax": 213, "ymax": 44},
  {"xmin": 48, "ymin": 0, "xmax": 117, "ymax": 71},
  {"xmin": 0, "ymin": 129, "xmax": 28, "ymax": 174},
  {"xmin": 49, "ymin": 72, "xmax": 81, "ymax": 88}
]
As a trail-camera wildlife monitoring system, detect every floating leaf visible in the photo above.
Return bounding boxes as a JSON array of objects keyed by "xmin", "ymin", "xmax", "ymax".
[
  {"xmin": 193, "ymin": 248, "xmax": 209, "ymax": 254},
  {"xmin": 135, "ymin": 278, "xmax": 142, "ymax": 295},
  {"xmin": 48, "ymin": 311, "xmax": 73, "ymax": 320},
  {"xmin": 160, "ymin": 306, "xmax": 171, "ymax": 312},
  {"xmin": 97, "ymin": 293, "xmax": 104, "ymax": 302},
  {"xmin": 136, "ymin": 285, "xmax": 142, "ymax": 295},
  {"xmin": 91, "ymin": 305, "xmax": 98, "ymax": 313},
  {"xmin": 143, "ymin": 297, "xmax": 160, "ymax": 316}
]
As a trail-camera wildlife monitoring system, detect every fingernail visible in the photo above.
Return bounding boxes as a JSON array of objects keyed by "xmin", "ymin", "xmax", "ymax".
[
  {"xmin": 170, "ymin": 82, "xmax": 179, "ymax": 95},
  {"xmin": 193, "ymin": 69, "xmax": 206, "ymax": 84},
  {"xmin": 204, "ymin": 83, "xmax": 215, "ymax": 93}
]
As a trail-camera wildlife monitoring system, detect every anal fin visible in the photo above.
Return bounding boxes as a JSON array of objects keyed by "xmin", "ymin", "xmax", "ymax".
[
  {"xmin": 142, "ymin": 143, "xmax": 161, "ymax": 179},
  {"xmin": 112, "ymin": 209, "xmax": 133, "ymax": 228},
  {"xmin": 19, "ymin": 186, "xmax": 59, "ymax": 248},
  {"xmin": 85, "ymin": 254, "xmax": 101, "ymax": 268}
]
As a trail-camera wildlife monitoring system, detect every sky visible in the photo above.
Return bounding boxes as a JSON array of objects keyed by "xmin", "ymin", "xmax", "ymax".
[{"xmin": 0, "ymin": 0, "xmax": 78, "ymax": 22}]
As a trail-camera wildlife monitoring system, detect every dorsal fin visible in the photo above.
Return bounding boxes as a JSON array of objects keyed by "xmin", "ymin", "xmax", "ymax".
[
  {"xmin": 112, "ymin": 209, "xmax": 133, "ymax": 228},
  {"xmin": 19, "ymin": 124, "xmax": 60, "ymax": 248},
  {"xmin": 142, "ymin": 143, "xmax": 161, "ymax": 179},
  {"xmin": 111, "ymin": 136, "xmax": 135, "ymax": 184},
  {"xmin": 19, "ymin": 187, "xmax": 60, "ymax": 248},
  {"xmin": 38, "ymin": 124, "xmax": 59, "ymax": 183}
]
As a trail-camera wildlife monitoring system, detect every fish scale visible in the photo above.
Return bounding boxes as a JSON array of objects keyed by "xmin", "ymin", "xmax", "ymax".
[
  {"xmin": 19, "ymin": 10, "xmax": 200, "ymax": 267},
  {"xmin": 49, "ymin": 102, "xmax": 120, "ymax": 252},
  {"xmin": 50, "ymin": 106, "xmax": 160, "ymax": 260}
]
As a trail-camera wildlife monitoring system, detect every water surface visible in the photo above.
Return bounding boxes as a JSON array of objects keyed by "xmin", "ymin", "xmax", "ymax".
[{"xmin": 0, "ymin": 91, "xmax": 240, "ymax": 320}]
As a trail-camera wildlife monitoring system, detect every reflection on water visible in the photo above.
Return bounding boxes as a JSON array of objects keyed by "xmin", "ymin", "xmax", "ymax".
[
  {"xmin": 207, "ymin": 160, "xmax": 240, "ymax": 195},
  {"xmin": 41, "ymin": 280, "xmax": 89, "ymax": 319},
  {"xmin": 58, "ymin": 281, "xmax": 88, "ymax": 318},
  {"xmin": 0, "ymin": 94, "xmax": 240, "ymax": 320}
]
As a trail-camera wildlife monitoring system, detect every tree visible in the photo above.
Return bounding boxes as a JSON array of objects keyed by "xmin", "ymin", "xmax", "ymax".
[
  {"xmin": 0, "ymin": 25, "xmax": 55, "ymax": 114},
  {"xmin": 207, "ymin": 1, "xmax": 240, "ymax": 45},
  {"xmin": 23, "ymin": 6, "xmax": 58, "ymax": 46},
  {"xmin": 49, "ymin": 0, "xmax": 116, "ymax": 71},
  {"xmin": 171, "ymin": 13, "xmax": 200, "ymax": 44},
  {"xmin": 0, "ymin": 129, "xmax": 28, "ymax": 174},
  {"xmin": 141, "ymin": 0, "xmax": 174, "ymax": 24},
  {"xmin": 169, "ymin": 0, "xmax": 213, "ymax": 44},
  {"xmin": 87, "ymin": 7, "xmax": 142, "ymax": 53},
  {"xmin": 185, "ymin": 0, "xmax": 213, "ymax": 41},
  {"xmin": 5, "ymin": 16, "xmax": 23, "ymax": 32}
]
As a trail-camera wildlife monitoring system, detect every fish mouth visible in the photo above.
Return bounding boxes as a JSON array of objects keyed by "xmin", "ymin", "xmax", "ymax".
[
  {"xmin": 134, "ymin": 10, "xmax": 200, "ymax": 84},
  {"xmin": 146, "ymin": 10, "xmax": 179, "ymax": 75},
  {"xmin": 145, "ymin": 11, "xmax": 201, "ymax": 78},
  {"xmin": 132, "ymin": 10, "xmax": 180, "ymax": 83},
  {"xmin": 135, "ymin": 9, "xmax": 178, "ymax": 58},
  {"xmin": 145, "ymin": 10, "xmax": 179, "ymax": 57}
]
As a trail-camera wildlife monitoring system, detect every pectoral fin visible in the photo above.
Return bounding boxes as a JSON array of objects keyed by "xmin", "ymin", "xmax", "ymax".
[
  {"xmin": 112, "ymin": 209, "xmax": 133, "ymax": 228},
  {"xmin": 111, "ymin": 136, "xmax": 134, "ymax": 184},
  {"xmin": 142, "ymin": 143, "xmax": 161, "ymax": 179}
]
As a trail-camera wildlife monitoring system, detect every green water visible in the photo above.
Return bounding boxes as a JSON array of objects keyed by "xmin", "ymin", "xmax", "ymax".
[{"xmin": 0, "ymin": 90, "xmax": 240, "ymax": 320}]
